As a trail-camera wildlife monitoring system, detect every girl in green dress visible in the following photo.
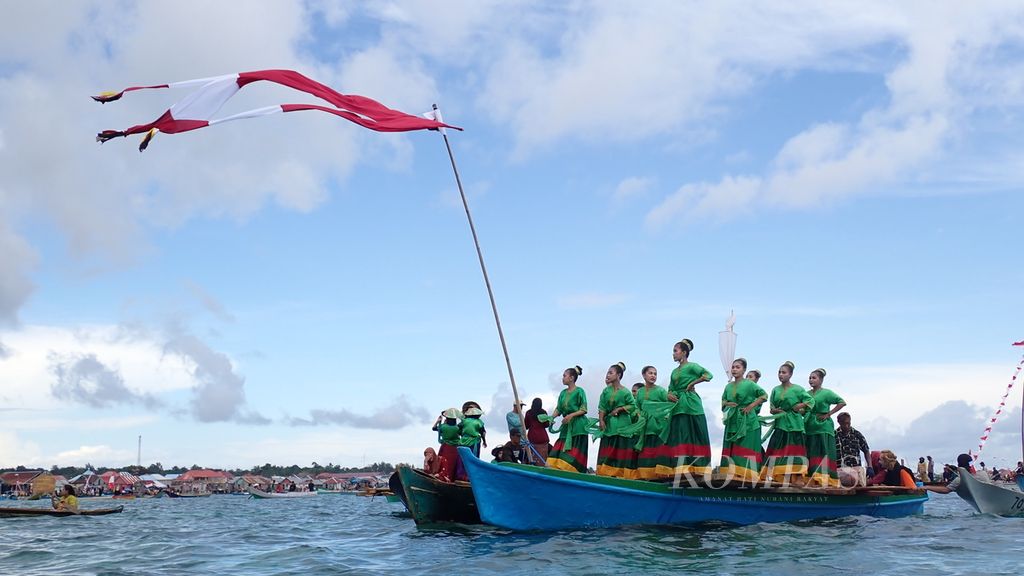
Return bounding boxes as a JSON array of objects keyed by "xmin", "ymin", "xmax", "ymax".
[
  {"xmin": 720, "ymin": 358, "xmax": 768, "ymax": 483},
  {"xmin": 657, "ymin": 339, "xmax": 713, "ymax": 478},
  {"xmin": 804, "ymin": 368, "xmax": 846, "ymax": 488},
  {"xmin": 432, "ymin": 408, "xmax": 463, "ymax": 482},
  {"xmin": 459, "ymin": 406, "xmax": 487, "ymax": 458},
  {"xmin": 762, "ymin": 361, "xmax": 814, "ymax": 483},
  {"xmin": 635, "ymin": 365, "xmax": 671, "ymax": 479},
  {"xmin": 597, "ymin": 362, "xmax": 639, "ymax": 478},
  {"xmin": 547, "ymin": 365, "xmax": 590, "ymax": 473}
]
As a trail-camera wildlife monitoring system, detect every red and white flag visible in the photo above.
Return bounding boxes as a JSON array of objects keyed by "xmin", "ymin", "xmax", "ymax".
[{"xmin": 94, "ymin": 69, "xmax": 460, "ymax": 151}]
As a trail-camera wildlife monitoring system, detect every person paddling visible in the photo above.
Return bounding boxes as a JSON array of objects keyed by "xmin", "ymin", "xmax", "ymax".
[{"xmin": 52, "ymin": 485, "xmax": 79, "ymax": 514}]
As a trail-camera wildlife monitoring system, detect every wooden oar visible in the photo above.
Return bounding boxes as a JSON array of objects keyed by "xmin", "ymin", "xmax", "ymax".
[{"xmin": 29, "ymin": 474, "xmax": 56, "ymax": 500}]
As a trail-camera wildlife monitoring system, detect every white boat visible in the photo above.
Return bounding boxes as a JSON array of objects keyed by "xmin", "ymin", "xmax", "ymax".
[
  {"xmin": 956, "ymin": 467, "xmax": 1024, "ymax": 516},
  {"xmin": 248, "ymin": 487, "xmax": 317, "ymax": 499}
]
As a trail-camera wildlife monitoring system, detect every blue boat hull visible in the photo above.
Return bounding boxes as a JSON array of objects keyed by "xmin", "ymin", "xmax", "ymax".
[{"xmin": 458, "ymin": 447, "xmax": 926, "ymax": 531}]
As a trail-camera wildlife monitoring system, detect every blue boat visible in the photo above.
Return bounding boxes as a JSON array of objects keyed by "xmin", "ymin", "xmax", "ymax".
[{"xmin": 458, "ymin": 447, "xmax": 927, "ymax": 531}]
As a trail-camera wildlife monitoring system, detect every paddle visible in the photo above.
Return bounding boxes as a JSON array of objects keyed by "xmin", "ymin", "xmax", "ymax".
[{"xmin": 30, "ymin": 474, "xmax": 56, "ymax": 501}]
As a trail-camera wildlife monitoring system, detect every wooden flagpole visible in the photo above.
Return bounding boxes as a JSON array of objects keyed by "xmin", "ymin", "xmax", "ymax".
[{"xmin": 432, "ymin": 105, "xmax": 525, "ymax": 432}]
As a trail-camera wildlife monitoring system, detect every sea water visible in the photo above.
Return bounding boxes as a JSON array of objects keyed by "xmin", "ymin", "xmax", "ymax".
[{"xmin": 0, "ymin": 493, "xmax": 1019, "ymax": 575}]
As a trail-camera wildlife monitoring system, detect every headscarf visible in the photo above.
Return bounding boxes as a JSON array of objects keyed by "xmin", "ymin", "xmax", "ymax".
[{"xmin": 423, "ymin": 447, "xmax": 440, "ymax": 474}]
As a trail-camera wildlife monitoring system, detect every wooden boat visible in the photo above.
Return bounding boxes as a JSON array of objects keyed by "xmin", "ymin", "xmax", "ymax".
[
  {"xmin": 165, "ymin": 492, "xmax": 212, "ymax": 498},
  {"xmin": 955, "ymin": 467, "xmax": 1024, "ymax": 516},
  {"xmin": 316, "ymin": 488, "xmax": 359, "ymax": 495},
  {"xmin": 248, "ymin": 487, "xmax": 317, "ymax": 499},
  {"xmin": 458, "ymin": 447, "xmax": 926, "ymax": 531},
  {"xmin": 0, "ymin": 505, "xmax": 124, "ymax": 517},
  {"xmin": 388, "ymin": 471, "xmax": 410, "ymax": 510},
  {"xmin": 391, "ymin": 464, "xmax": 480, "ymax": 524}
]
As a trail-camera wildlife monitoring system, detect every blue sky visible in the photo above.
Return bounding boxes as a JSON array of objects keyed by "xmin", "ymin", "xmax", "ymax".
[{"xmin": 2, "ymin": 1, "xmax": 1024, "ymax": 472}]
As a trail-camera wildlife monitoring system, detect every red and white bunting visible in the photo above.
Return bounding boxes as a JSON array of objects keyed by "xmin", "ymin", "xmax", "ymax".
[{"xmin": 975, "ymin": 347, "xmax": 1024, "ymax": 457}]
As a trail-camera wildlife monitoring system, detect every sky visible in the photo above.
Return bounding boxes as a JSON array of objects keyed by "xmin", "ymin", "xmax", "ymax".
[{"xmin": 2, "ymin": 1, "xmax": 1024, "ymax": 472}]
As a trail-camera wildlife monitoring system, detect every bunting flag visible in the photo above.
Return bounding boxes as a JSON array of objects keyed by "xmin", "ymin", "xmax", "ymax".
[
  {"xmin": 94, "ymin": 69, "xmax": 461, "ymax": 151},
  {"xmin": 975, "ymin": 348, "xmax": 1024, "ymax": 456}
]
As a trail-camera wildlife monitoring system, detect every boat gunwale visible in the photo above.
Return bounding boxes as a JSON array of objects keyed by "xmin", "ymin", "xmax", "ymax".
[{"xmin": 483, "ymin": 454, "xmax": 927, "ymax": 507}]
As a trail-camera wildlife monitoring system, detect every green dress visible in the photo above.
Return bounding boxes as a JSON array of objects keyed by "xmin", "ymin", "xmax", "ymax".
[
  {"xmin": 634, "ymin": 384, "xmax": 672, "ymax": 479},
  {"xmin": 720, "ymin": 379, "xmax": 767, "ymax": 482},
  {"xmin": 459, "ymin": 417, "xmax": 486, "ymax": 457},
  {"xmin": 762, "ymin": 384, "xmax": 815, "ymax": 481},
  {"xmin": 805, "ymin": 387, "xmax": 845, "ymax": 487},
  {"xmin": 657, "ymin": 362, "xmax": 713, "ymax": 477},
  {"xmin": 596, "ymin": 386, "xmax": 639, "ymax": 478},
  {"xmin": 546, "ymin": 386, "xmax": 590, "ymax": 473},
  {"xmin": 437, "ymin": 422, "xmax": 461, "ymax": 446}
]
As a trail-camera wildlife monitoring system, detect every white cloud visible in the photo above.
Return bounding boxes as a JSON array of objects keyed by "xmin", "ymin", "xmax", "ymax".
[
  {"xmin": 0, "ymin": 325, "xmax": 195, "ymax": 410},
  {"xmin": 0, "ymin": 431, "xmax": 41, "ymax": 468},
  {"xmin": 643, "ymin": 3, "xmax": 1024, "ymax": 226},
  {"xmin": 0, "ymin": 221, "xmax": 36, "ymax": 325},
  {"xmin": 52, "ymin": 444, "xmax": 135, "ymax": 468},
  {"xmin": 612, "ymin": 176, "xmax": 653, "ymax": 204}
]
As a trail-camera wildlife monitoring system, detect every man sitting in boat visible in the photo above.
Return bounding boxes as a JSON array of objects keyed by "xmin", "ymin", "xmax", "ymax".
[
  {"xmin": 925, "ymin": 454, "xmax": 974, "ymax": 494},
  {"xmin": 52, "ymin": 485, "xmax": 79, "ymax": 513},
  {"xmin": 492, "ymin": 429, "xmax": 525, "ymax": 463},
  {"xmin": 834, "ymin": 412, "xmax": 872, "ymax": 486}
]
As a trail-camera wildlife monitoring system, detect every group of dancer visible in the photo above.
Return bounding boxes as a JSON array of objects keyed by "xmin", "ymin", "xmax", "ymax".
[
  {"xmin": 428, "ymin": 401, "xmax": 487, "ymax": 482},
  {"xmin": 548, "ymin": 338, "xmax": 849, "ymax": 487},
  {"xmin": 427, "ymin": 337, "xmax": 850, "ymax": 487}
]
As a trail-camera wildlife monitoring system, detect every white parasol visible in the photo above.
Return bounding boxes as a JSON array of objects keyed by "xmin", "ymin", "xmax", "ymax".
[{"xmin": 718, "ymin": 310, "xmax": 737, "ymax": 380}]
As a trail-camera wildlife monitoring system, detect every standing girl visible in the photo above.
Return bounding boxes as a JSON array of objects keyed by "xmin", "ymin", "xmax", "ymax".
[
  {"xmin": 762, "ymin": 361, "xmax": 814, "ymax": 483},
  {"xmin": 659, "ymin": 339, "xmax": 713, "ymax": 478},
  {"xmin": 547, "ymin": 365, "xmax": 590, "ymax": 473},
  {"xmin": 524, "ymin": 398, "xmax": 550, "ymax": 465},
  {"xmin": 635, "ymin": 365, "xmax": 670, "ymax": 480},
  {"xmin": 804, "ymin": 368, "xmax": 846, "ymax": 487},
  {"xmin": 597, "ymin": 362, "xmax": 639, "ymax": 478},
  {"xmin": 459, "ymin": 407, "xmax": 487, "ymax": 457},
  {"xmin": 432, "ymin": 408, "xmax": 462, "ymax": 482},
  {"xmin": 720, "ymin": 358, "xmax": 767, "ymax": 483}
]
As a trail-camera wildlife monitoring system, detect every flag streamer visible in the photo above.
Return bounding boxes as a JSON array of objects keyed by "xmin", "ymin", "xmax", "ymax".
[{"xmin": 94, "ymin": 69, "xmax": 460, "ymax": 151}]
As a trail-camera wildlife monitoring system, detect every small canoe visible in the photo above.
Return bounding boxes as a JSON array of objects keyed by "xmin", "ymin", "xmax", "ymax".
[
  {"xmin": 0, "ymin": 505, "xmax": 124, "ymax": 517},
  {"xmin": 316, "ymin": 489, "xmax": 360, "ymax": 495},
  {"xmin": 165, "ymin": 492, "xmax": 212, "ymax": 498},
  {"xmin": 393, "ymin": 465, "xmax": 480, "ymax": 524},
  {"xmin": 956, "ymin": 466, "xmax": 1024, "ymax": 516},
  {"xmin": 248, "ymin": 487, "xmax": 317, "ymax": 499},
  {"xmin": 458, "ymin": 446, "xmax": 926, "ymax": 531}
]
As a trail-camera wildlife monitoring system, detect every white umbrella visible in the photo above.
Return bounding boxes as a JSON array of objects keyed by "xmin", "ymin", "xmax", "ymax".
[{"xmin": 718, "ymin": 310, "xmax": 737, "ymax": 380}]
